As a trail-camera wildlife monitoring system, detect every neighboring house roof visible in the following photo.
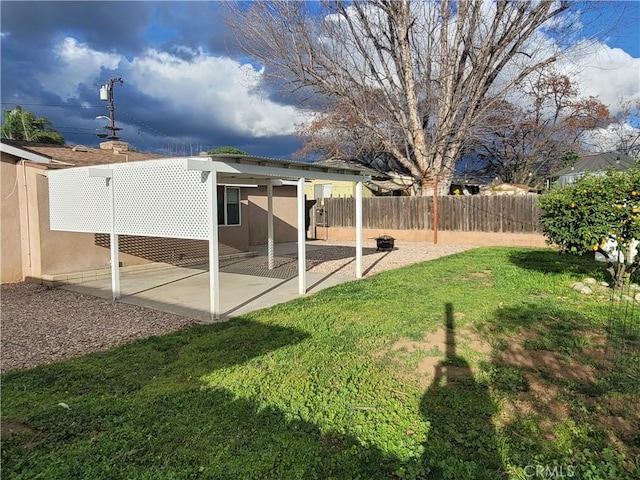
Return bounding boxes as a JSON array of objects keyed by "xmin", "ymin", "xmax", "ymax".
[
  {"xmin": 549, "ymin": 152, "xmax": 635, "ymax": 178},
  {"xmin": 1, "ymin": 139, "xmax": 374, "ymax": 181},
  {"xmin": 313, "ymin": 158, "xmax": 415, "ymax": 194},
  {"xmin": 0, "ymin": 139, "xmax": 163, "ymax": 168},
  {"xmin": 313, "ymin": 157, "xmax": 387, "ymax": 178}
]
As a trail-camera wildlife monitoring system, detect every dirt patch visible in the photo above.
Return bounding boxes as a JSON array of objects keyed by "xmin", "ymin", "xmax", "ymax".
[
  {"xmin": 596, "ymin": 395, "xmax": 640, "ymax": 448},
  {"xmin": 391, "ymin": 328, "xmax": 446, "ymax": 354},
  {"xmin": 468, "ymin": 270, "xmax": 492, "ymax": 278},
  {"xmin": 458, "ymin": 328, "xmax": 493, "ymax": 356},
  {"xmin": 416, "ymin": 356, "xmax": 442, "ymax": 376},
  {"xmin": 501, "ymin": 343, "xmax": 598, "ymax": 384},
  {"xmin": 1, "ymin": 420, "xmax": 32, "ymax": 437},
  {"xmin": 462, "ymin": 270, "xmax": 494, "ymax": 287},
  {"xmin": 1, "ymin": 420, "xmax": 40, "ymax": 449},
  {"xmin": 528, "ymin": 377, "xmax": 569, "ymax": 419},
  {"xmin": 499, "ymin": 378, "xmax": 569, "ymax": 427},
  {"xmin": 382, "ymin": 326, "xmax": 491, "ymax": 384},
  {"xmin": 599, "ymin": 415, "xmax": 638, "ymax": 441}
]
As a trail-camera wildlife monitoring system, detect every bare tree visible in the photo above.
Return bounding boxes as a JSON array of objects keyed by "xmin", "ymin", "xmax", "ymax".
[
  {"xmin": 469, "ymin": 72, "xmax": 610, "ymax": 185},
  {"xmin": 226, "ymin": 0, "xmax": 580, "ymax": 193}
]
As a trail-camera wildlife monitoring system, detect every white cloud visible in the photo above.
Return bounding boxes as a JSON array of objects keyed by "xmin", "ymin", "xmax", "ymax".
[
  {"xmin": 583, "ymin": 122, "xmax": 640, "ymax": 155},
  {"xmin": 38, "ymin": 37, "xmax": 122, "ymax": 100},
  {"xmin": 126, "ymin": 48, "xmax": 304, "ymax": 137},
  {"xmin": 558, "ymin": 41, "xmax": 640, "ymax": 114},
  {"xmin": 39, "ymin": 38, "xmax": 304, "ymax": 138}
]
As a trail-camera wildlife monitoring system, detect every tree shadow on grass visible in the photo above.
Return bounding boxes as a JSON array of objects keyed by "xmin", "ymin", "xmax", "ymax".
[
  {"xmin": 1, "ymin": 318, "xmax": 310, "ymax": 398},
  {"xmin": 2, "ymin": 386, "xmax": 405, "ymax": 479},
  {"xmin": 419, "ymin": 303, "xmax": 505, "ymax": 479},
  {"xmin": 478, "ymin": 302, "xmax": 640, "ymax": 476},
  {"xmin": 488, "ymin": 301, "xmax": 603, "ymax": 359},
  {"xmin": 2, "ymin": 318, "xmax": 406, "ymax": 478},
  {"xmin": 481, "ymin": 301, "xmax": 606, "ymax": 395},
  {"xmin": 508, "ymin": 249, "xmax": 605, "ymax": 278}
]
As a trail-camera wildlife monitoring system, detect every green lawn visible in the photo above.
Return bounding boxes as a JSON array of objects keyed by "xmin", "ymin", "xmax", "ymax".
[{"xmin": 2, "ymin": 247, "xmax": 639, "ymax": 479}]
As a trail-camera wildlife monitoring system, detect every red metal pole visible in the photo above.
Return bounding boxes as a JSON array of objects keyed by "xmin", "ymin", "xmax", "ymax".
[{"xmin": 433, "ymin": 175, "xmax": 439, "ymax": 244}]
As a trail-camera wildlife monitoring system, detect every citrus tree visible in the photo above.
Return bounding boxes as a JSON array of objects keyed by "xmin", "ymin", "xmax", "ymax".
[{"xmin": 538, "ymin": 164, "xmax": 640, "ymax": 287}]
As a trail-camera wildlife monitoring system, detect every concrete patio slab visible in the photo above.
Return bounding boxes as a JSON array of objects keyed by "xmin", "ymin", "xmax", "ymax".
[{"xmin": 62, "ymin": 242, "xmax": 354, "ymax": 323}]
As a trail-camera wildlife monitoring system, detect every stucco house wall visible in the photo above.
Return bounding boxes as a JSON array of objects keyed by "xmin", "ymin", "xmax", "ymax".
[
  {"xmin": 248, "ymin": 185, "xmax": 298, "ymax": 246},
  {"xmin": 1, "ymin": 155, "xmax": 24, "ymax": 282}
]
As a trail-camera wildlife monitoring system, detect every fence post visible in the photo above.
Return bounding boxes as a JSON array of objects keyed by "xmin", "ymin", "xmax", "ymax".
[{"xmin": 433, "ymin": 176, "xmax": 439, "ymax": 244}]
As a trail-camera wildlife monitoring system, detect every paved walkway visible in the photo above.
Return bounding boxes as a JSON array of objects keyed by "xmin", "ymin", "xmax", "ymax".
[{"xmin": 63, "ymin": 242, "xmax": 353, "ymax": 323}]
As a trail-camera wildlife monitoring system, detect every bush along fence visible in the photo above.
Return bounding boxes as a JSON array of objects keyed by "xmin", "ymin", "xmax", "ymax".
[{"xmin": 321, "ymin": 195, "xmax": 542, "ymax": 233}]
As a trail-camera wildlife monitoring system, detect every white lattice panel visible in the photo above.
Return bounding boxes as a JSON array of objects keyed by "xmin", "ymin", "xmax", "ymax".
[
  {"xmin": 49, "ymin": 159, "xmax": 211, "ymax": 239},
  {"xmin": 49, "ymin": 167, "xmax": 112, "ymax": 233},
  {"xmin": 112, "ymin": 160, "xmax": 209, "ymax": 239}
]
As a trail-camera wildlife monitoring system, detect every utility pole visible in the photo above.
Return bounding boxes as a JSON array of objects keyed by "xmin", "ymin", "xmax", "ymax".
[{"xmin": 99, "ymin": 77, "xmax": 123, "ymax": 140}]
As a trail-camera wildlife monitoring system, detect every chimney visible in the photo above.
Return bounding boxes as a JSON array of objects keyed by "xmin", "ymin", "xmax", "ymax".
[{"xmin": 100, "ymin": 141, "xmax": 129, "ymax": 152}]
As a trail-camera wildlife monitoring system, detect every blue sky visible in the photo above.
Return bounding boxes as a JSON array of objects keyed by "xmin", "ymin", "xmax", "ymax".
[{"xmin": 1, "ymin": 1, "xmax": 638, "ymax": 158}]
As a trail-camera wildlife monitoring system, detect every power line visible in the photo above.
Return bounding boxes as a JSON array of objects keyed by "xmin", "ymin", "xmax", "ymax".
[
  {"xmin": 0, "ymin": 102, "xmax": 104, "ymax": 108},
  {"xmin": 119, "ymin": 111, "xmax": 171, "ymax": 139}
]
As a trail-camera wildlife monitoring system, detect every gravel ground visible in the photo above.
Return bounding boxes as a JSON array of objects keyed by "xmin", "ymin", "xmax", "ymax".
[
  {"xmin": 304, "ymin": 240, "xmax": 474, "ymax": 278},
  {"xmin": 1, "ymin": 282, "xmax": 194, "ymax": 374},
  {"xmin": 1, "ymin": 241, "xmax": 474, "ymax": 374}
]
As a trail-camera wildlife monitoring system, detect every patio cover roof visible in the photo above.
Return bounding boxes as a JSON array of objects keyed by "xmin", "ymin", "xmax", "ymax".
[{"xmin": 48, "ymin": 154, "xmax": 371, "ymax": 320}]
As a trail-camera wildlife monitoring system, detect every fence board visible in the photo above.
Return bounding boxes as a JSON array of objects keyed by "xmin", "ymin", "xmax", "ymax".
[{"xmin": 323, "ymin": 195, "xmax": 542, "ymax": 233}]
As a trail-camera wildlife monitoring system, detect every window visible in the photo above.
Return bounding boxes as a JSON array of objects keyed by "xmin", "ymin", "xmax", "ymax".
[{"xmin": 217, "ymin": 186, "xmax": 241, "ymax": 225}]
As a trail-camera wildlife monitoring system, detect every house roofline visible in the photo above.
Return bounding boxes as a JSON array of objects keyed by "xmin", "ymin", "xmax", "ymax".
[{"xmin": 0, "ymin": 141, "xmax": 52, "ymax": 164}]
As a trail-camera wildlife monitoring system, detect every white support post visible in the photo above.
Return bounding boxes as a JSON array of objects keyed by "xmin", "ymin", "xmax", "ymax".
[
  {"xmin": 355, "ymin": 181, "xmax": 363, "ymax": 279},
  {"xmin": 208, "ymin": 170, "xmax": 220, "ymax": 320},
  {"xmin": 109, "ymin": 176, "xmax": 120, "ymax": 300},
  {"xmin": 89, "ymin": 168, "xmax": 119, "ymax": 300},
  {"xmin": 267, "ymin": 180, "xmax": 275, "ymax": 270},
  {"xmin": 297, "ymin": 177, "xmax": 306, "ymax": 294},
  {"xmin": 110, "ymin": 230, "xmax": 120, "ymax": 300}
]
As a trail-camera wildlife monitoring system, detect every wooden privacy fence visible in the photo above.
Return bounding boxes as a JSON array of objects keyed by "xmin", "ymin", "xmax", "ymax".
[{"xmin": 322, "ymin": 195, "xmax": 543, "ymax": 233}]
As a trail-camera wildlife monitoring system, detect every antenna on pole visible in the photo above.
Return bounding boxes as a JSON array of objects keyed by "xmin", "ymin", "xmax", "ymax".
[{"xmin": 98, "ymin": 77, "xmax": 123, "ymax": 140}]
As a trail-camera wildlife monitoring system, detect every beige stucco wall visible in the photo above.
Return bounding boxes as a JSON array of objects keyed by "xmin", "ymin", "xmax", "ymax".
[
  {"xmin": 248, "ymin": 186, "xmax": 298, "ymax": 245},
  {"xmin": 317, "ymin": 226, "xmax": 548, "ymax": 248},
  {"xmin": 1, "ymin": 156, "xmax": 23, "ymax": 282}
]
